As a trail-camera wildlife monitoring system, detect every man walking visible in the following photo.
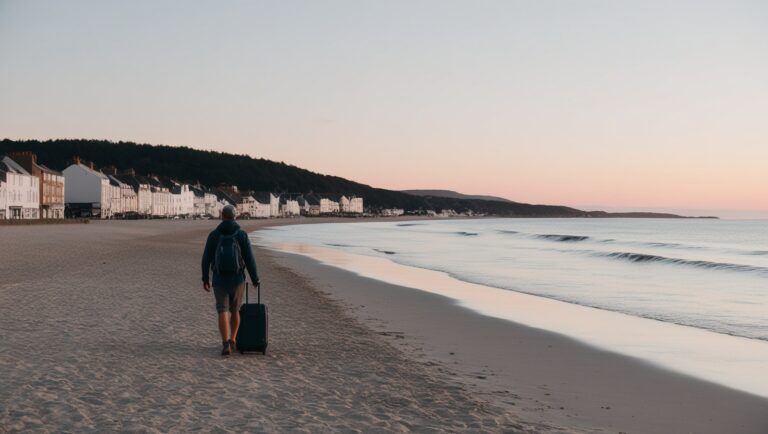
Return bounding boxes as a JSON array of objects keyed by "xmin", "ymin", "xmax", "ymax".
[{"xmin": 201, "ymin": 205, "xmax": 259, "ymax": 356}]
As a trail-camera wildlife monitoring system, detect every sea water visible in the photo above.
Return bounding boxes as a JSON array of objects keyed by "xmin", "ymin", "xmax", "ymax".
[{"xmin": 257, "ymin": 218, "xmax": 768, "ymax": 396}]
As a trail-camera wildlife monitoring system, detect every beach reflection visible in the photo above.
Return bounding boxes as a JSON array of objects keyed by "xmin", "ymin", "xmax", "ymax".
[{"xmin": 267, "ymin": 240, "xmax": 768, "ymax": 399}]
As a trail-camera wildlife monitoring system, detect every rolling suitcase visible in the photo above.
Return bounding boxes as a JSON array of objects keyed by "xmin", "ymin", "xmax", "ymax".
[{"xmin": 236, "ymin": 282, "xmax": 268, "ymax": 355}]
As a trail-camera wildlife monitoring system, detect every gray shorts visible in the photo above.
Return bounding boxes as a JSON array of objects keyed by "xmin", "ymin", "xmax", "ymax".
[{"xmin": 214, "ymin": 284, "xmax": 245, "ymax": 314}]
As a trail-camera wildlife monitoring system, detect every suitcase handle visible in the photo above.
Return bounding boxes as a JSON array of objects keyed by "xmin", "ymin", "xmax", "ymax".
[{"xmin": 245, "ymin": 282, "xmax": 261, "ymax": 305}]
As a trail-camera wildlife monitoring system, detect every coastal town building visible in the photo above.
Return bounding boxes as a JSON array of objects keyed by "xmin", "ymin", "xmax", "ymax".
[
  {"xmin": 304, "ymin": 194, "xmax": 321, "ymax": 216},
  {"xmin": 189, "ymin": 185, "xmax": 223, "ymax": 217},
  {"xmin": 337, "ymin": 195, "xmax": 351, "ymax": 213},
  {"xmin": 195, "ymin": 186, "xmax": 225, "ymax": 217},
  {"xmin": 116, "ymin": 170, "xmax": 153, "ymax": 217},
  {"xmin": 342, "ymin": 195, "xmax": 364, "ymax": 214},
  {"xmin": 295, "ymin": 196, "xmax": 310, "ymax": 215},
  {"xmin": 62, "ymin": 160, "xmax": 112, "ymax": 218},
  {"xmin": 0, "ymin": 176, "xmax": 6, "ymax": 219},
  {"xmin": 190, "ymin": 185, "xmax": 206, "ymax": 217},
  {"xmin": 169, "ymin": 182, "xmax": 195, "ymax": 216},
  {"xmin": 268, "ymin": 193, "xmax": 280, "ymax": 217},
  {"xmin": 327, "ymin": 194, "xmax": 364, "ymax": 214},
  {"xmin": 1, "ymin": 156, "xmax": 40, "ymax": 219},
  {"xmin": 106, "ymin": 177, "xmax": 123, "ymax": 217},
  {"xmin": 3, "ymin": 154, "xmax": 365, "ymax": 220},
  {"xmin": 107, "ymin": 174, "xmax": 138, "ymax": 216},
  {"xmin": 213, "ymin": 190, "xmax": 236, "ymax": 215},
  {"xmin": 208, "ymin": 193, "xmax": 226, "ymax": 218},
  {"xmin": 148, "ymin": 176, "xmax": 171, "ymax": 217},
  {"xmin": 279, "ymin": 195, "xmax": 301, "ymax": 216},
  {"xmin": 253, "ymin": 192, "xmax": 279, "ymax": 218},
  {"xmin": 381, "ymin": 208, "xmax": 405, "ymax": 217},
  {"xmin": 216, "ymin": 186, "xmax": 256, "ymax": 218},
  {"xmin": 318, "ymin": 195, "xmax": 340, "ymax": 214},
  {"xmin": 9, "ymin": 152, "xmax": 65, "ymax": 219},
  {"xmin": 0, "ymin": 177, "xmax": 6, "ymax": 219}
]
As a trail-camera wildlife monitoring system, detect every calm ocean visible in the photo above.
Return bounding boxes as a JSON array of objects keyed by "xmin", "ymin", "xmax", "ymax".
[{"xmin": 257, "ymin": 218, "xmax": 768, "ymax": 396}]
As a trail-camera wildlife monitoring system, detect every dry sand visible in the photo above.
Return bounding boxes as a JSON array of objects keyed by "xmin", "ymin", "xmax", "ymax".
[{"xmin": 0, "ymin": 219, "xmax": 553, "ymax": 433}]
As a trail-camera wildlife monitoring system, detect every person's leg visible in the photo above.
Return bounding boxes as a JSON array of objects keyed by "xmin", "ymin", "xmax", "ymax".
[
  {"xmin": 229, "ymin": 310, "xmax": 240, "ymax": 344},
  {"xmin": 214, "ymin": 287, "xmax": 233, "ymax": 355},
  {"xmin": 228, "ymin": 283, "xmax": 245, "ymax": 347},
  {"xmin": 218, "ymin": 311, "xmax": 230, "ymax": 341}
]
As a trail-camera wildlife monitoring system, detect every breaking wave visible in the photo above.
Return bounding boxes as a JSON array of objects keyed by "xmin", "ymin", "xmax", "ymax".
[
  {"xmin": 601, "ymin": 252, "xmax": 768, "ymax": 275},
  {"xmin": 537, "ymin": 234, "xmax": 590, "ymax": 242}
]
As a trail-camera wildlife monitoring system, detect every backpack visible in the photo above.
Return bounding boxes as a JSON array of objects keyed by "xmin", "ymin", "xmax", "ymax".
[{"xmin": 214, "ymin": 231, "xmax": 245, "ymax": 275}]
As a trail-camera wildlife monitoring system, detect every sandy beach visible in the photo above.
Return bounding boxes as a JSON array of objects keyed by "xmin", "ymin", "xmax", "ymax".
[
  {"xmin": 0, "ymin": 219, "xmax": 549, "ymax": 433},
  {"xmin": 2, "ymin": 219, "xmax": 767, "ymax": 433}
]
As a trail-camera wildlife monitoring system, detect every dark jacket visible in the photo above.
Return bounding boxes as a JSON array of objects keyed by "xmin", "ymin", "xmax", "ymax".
[{"xmin": 201, "ymin": 220, "xmax": 259, "ymax": 288}]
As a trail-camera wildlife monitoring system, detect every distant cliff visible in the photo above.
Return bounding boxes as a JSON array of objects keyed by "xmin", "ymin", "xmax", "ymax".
[{"xmin": 401, "ymin": 189, "xmax": 515, "ymax": 203}]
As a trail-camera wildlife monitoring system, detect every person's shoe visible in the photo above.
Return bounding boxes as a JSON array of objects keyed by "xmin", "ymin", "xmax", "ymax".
[
  {"xmin": 228, "ymin": 339, "xmax": 236, "ymax": 353},
  {"xmin": 221, "ymin": 341, "xmax": 231, "ymax": 356}
]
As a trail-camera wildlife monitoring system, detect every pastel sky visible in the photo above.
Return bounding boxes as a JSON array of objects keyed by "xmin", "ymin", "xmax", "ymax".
[{"xmin": 1, "ymin": 1, "xmax": 766, "ymax": 217}]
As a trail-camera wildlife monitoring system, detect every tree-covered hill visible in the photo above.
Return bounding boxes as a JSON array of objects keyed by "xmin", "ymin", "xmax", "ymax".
[{"xmin": 0, "ymin": 138, "xmax": 588, "ymax": 216}]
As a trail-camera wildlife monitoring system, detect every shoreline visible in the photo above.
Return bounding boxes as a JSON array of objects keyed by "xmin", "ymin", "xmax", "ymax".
[
  {"xmin": 254, "ymin": 220, "xmax": 768, "ymax": 433},
  {"xmin": 257, "ymin": 233, "xmax": 768, "ymax": 400}
]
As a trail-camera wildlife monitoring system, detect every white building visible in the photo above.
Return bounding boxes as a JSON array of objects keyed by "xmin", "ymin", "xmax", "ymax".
[
  {"xmin": 205, "ymin": 192, "xmax": 224, "ymax": 217},
  {"xmin": 1, "ymin": 156, "xmax": 40, "ymax": 219},
  {"xmin": 62, "ymin": 161, "xmax": 112, "ymax": 219},
  {"xmin": 304, "ymin": 195, "xmax": 321, "ymax": 215},
  {"xmin": 342, "ymin": 196, "xmax": 364, "ymax": 214},
  {"xmin": 381, "ymin": 208, "xmax": 405, "ymax": 217},
  {"xmin": 107, "ymin": 179, "xmax": 122, "ymax": 217},
  {"xmin": 192, "ymin": 187, "xmax": 206, "ymax": 217},
  {"xmin": 115, "ymin": 171, "xmax": 152, "ymax": 217},
  {"xmin": 169, "ymin": 183, "xmax": 195, "ymax": 216},
  {"xmin": 196, "ymin": 188, "xmax": 225, "ymax": 218},
  {"xmin": 254, "ymin": 192, "xmax": 279, "ymax": 217},
  {"xmin": 269, "ymin": 194, "xmax": 279, "ymax": 217},
  {"xmin": 108, "ymin": 175, "xmax": 137, "ymax": 216},
  {"xmin": 215, "ymin": 186, "xmax": 256, "ymax": 218},
  {"xmin": 319, "ymin": 196, "xmax": 340, "ymax": 214},
  {"xmin": 251, "ymin": 193, "xmax": 271, "ymax": 218},
  {"xmin": 136, "ymin": 181, "xmax": 152, "ymax": 216},
  {"xmin": 295, "ymin": 196, "xmax": 310, "ymax": 215},
  {"xmin": 279, "ymin": 196, "xmax": 301, "ymax": 216},
  {"xmin": 151, "ymin": 187, "xmax": 170, "ymax": 217},
  {"xmin": 148, "ymin": 177, "xmax": 171, "ymax": 217},
  {"xmin": 338, "ymin": 195, "xmax": 351, "ymax": 213},
  {"xmin": 0, "ymin": 176, "xmax": 6, "ymax": 219},
  {"xmin": 189, "ymin": 186, "xmax": 221, "ymax": 218}
]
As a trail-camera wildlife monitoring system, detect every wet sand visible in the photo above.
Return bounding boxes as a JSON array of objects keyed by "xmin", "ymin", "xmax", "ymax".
[
  {"xmin": 1, "ymin": 218, "xmax": 767, "ymax": 433},
  {"xmin": 267, "ymin": 247, "xmax": 768, "ymax": 433}
]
